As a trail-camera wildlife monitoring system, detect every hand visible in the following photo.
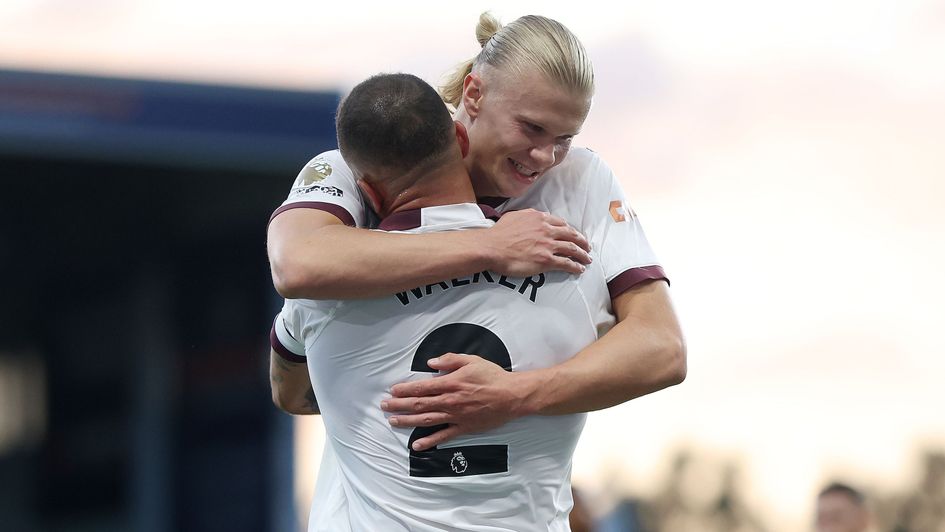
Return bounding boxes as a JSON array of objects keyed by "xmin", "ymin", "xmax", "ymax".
[
  {"xmin": 380, "ymin": 353, "xmax": 529, "ymax": 451},
  {"xmin": 485, "ymin": 209, "xmax": 591, "ymax": 276}
]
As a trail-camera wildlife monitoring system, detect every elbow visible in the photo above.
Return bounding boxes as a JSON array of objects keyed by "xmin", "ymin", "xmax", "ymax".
[
  {"xmin": 272, "ymin": 390, "xmax": 312, "ymax": 416},
  {"xmin": 271, "ymin": 389, "xmax": 293, "ymax": 413},
  {"xmin": 271, "ymin": 388, "xmax": 306, "ymax": 415},
  {"xmin": 268, "ymin": 237, "xmax": 328, "ymax": 299},
  {"xmin": 271, "ymin": 267, "xmax": 305, "ymax": 299},
  {"xmin": 271, "ymin": 258, "xmax": 326, "ymax": 300},
  {"xmin": 267, "ymin": 214, "xmax": 345, "ymax": 299},
  {"xmin": 663, "ymin": 334, "xmax": 687, "ymax": 387}
]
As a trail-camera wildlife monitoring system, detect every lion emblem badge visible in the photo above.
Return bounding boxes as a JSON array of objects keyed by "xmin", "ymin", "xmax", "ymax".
[
  {"xmin": 295, "ymin": 159, "xmax": 333, "ymax": 187},
  {"xmin": 450, "ymin": 452, "xmax": 468, "ymax": 474}
]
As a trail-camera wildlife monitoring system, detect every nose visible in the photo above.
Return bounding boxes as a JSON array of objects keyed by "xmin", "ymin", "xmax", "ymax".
[{"xmin": 530, "ymin": 142, "xmax": 555, "ymax": 169}]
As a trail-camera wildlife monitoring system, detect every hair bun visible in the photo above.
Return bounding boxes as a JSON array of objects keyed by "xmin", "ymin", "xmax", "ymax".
[{"xmin": 475, "ymin": 12, "xmax": 502, "ymax": 48}]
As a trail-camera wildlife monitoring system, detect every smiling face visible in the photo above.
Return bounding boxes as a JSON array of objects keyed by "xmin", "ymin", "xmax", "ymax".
[{"xmin": 459, "ymin": 66, "xmax": 591, "ymax": 198}]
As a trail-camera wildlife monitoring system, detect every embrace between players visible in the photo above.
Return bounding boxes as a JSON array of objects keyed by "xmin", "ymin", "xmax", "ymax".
[{"xmin": 267, "ymin": 12, "xmax": 686, "ymax": 532}]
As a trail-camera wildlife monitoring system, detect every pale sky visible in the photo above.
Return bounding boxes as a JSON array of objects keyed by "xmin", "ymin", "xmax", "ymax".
[{"xmin": 4, "ymin": 1, "xmax": 944, "ymax": 529}]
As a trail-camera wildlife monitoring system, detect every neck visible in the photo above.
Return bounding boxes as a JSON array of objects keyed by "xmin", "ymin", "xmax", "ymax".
[
  {"xmin": 382, "ymin": 160, "xmax": 477, "ymax": 217},
  {"xmin": 452, "ymin": 109, "xmax": 496, "ymax": 199}
]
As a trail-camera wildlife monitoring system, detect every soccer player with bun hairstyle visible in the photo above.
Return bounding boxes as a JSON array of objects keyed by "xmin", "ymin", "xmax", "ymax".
[
  {"xmin": 267, "ymin": 12, "xmax": 686, "ymax": 453},
  {"xmin": 439, "ymin": 12, "xmax": 594, "ymax": 200},
  {"xmin": 440, "ymin": 12, "xmax": 593, "ymax": 110},
  {"xmin": 272, "ymin": 72, "xmax": 614, "ymax": 531}
]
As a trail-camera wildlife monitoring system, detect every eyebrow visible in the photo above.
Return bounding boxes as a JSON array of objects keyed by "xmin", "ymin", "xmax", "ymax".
[{"xmin": 516, "ymin": 115, "xmax": 581, "ymax": 138}]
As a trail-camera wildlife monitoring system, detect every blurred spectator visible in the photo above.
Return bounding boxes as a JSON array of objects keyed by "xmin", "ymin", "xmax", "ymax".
[
  {"xmin": 706, "ymin": 463, "xmax": 768, "ymax": 532},
  {"xmin": 646, "ymin": 450, "xmax": 696, "ymax": 531},
  {"xmin": 597, "ymin": 497, "xmax": 649, "ymax": 532},
  {"xmin": 816, "ymin": 482, "xmax": 870, "ymax": 532},
  {"xmin": 892, "ymin": 451, "xmax": 945, "ymax": 532}
]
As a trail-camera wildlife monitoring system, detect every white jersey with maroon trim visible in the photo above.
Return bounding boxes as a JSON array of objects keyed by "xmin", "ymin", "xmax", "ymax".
[
  {"xmin": 272, "ymin": 203, "xmax": 606, "ymax": 532},
  {"xmin": 272, "ymin": 147, "xmax": 667, "ymax": 313}
]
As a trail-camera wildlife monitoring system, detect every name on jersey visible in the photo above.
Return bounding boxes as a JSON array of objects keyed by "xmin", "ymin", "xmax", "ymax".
[{"xmin": 395, "ymin": 272, "xmax": 546, "ymax": 306}]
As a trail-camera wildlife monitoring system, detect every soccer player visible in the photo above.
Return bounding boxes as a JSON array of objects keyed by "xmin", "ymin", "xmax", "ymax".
[
  {"xmin": 272, "ymin": 72, "xmax": 612, "ymax": 531},
  {"xmin": 267, "ymin": 12, "xmax": 685, "ymax": 453}
]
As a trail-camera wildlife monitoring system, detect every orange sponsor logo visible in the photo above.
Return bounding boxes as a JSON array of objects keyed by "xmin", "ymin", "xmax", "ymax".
[{"xmin": 609, "ymin": 200, "xmax": 633, "ymax": 223}]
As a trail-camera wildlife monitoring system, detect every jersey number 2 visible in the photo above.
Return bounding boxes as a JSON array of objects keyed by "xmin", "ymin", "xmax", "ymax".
[{"xmin": 408, "ymin": 323, "xmax": 511, "ymax": 477}]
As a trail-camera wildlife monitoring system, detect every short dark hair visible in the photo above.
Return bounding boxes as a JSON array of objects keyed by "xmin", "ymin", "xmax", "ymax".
[
  {"xmin": 819, "ymin": 482, "xmax": 865, "ymax": 506},
  {"xmin": 336, "ymin": 73, "xmax": 455, "ymax": 176}
]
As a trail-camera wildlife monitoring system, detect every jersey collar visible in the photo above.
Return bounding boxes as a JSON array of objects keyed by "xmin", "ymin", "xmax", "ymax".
[
  {"xmin": 378, "ymin": 203, "xmax": 500, "ymax": 231},
  {"xmin": 476, "ymin": 196, "xmax": 510, "ymax": 209}
]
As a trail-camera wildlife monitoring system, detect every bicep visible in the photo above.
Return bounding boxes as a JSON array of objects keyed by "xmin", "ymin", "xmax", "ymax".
[
  {"xmin": 611, "ymin": 279, "xmax": 686, "ymax": 383},
  {"xmin": 612, "ymin": 279, "xmax": 679, "ymax": 330},
  {"xmin": 267, "ymin": 208, "xmax": 345, "ymax": 267}
]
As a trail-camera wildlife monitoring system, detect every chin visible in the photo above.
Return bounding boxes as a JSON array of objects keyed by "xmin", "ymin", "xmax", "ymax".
[{"xmin": 503, "ymin": 173, "xmax": 543, "ymax": 198}]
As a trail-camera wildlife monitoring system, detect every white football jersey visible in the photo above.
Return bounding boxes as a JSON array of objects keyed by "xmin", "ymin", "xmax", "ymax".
[
  {"xmin": 271, "ymin": 147, "xmax": 668, "ymax": 312},
  {"xmin": 272, "ymin": 203, "xmax": 609, "ymax": 531}
]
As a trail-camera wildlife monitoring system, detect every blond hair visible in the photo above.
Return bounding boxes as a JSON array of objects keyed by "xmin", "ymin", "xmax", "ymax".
[{"xmin": 440, "ymin": 12, "xmax": 595, "ymax": 109}]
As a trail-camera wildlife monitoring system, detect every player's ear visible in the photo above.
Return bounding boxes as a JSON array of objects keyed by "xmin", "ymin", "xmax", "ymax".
[
  {"xmin": 356, "ymin": 179, "xmax": 383, "ymax": 216},
  {"xmin": 462, "ymin": 73, "xmax": 483, "ymax": 119},
  {"xmin": 454, "ymin": 121, "xmax": 470, "ymax": 158}
]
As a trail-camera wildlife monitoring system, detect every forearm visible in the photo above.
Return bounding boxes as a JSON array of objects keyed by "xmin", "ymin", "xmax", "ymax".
[
  {"xmin": 267, "ymin": 208, "xmax": 590, "ymax": 300},
  {"xmin": 269, "ymin": 350, "xmax": 319, "ymax": 415},
  {"xmin": 521, "ymin": 318, "xmax": 685, "ymax": 416},
  {"xmin": 519, "ymin": 281, "xmax": 687, "ymax": 416},
  {"xmin": 271, "ymin": 223, "xmax": 492, "ymax": 300}
]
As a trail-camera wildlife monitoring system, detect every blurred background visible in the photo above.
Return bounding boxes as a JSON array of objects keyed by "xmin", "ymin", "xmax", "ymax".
[{"xmin": 1, "ymin": 1, "xmax": 943, "ymax": 531}]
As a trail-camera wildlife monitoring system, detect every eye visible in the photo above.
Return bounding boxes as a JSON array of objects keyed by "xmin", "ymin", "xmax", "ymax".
[{"xmin": 523, "ymin": 121, "xmax": 544, "ymax": 134}]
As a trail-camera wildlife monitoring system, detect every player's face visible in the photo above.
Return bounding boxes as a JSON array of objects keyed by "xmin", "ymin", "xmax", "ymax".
[
  {"xmin": 815, "ymin": 493, "xmax": 868, "ymax": 532},
  {"xmin": 462, "ymin": 69, "xmax": 591, "ymax": 198}
]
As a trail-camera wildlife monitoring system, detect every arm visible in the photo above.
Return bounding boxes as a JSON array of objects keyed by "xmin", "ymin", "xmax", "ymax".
[
  {"xmin": 269, "ymin": 348, "xmax": 319, "ymax": 415},
  {"xmin": 381, "ymin": 279, "xmax": 686, "ymax": 450},
  {"xmin": 268, "ymin": 208, "xmax": 592, "ymax": 300},
  {"xmin": 520, "ymin": 278, "xmax": 686, "ymax": 414}
]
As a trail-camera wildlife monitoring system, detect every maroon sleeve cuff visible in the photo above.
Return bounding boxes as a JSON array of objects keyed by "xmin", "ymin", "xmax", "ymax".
[
  {"xmin": 269, "ymin": 201, "xmax": 356, "ymax": 227},
  {"xmin": 607, "ymin": 265, "xmax": 670, "ymax": 300},
  {"xmin": 270, "ymin": 323, "xmax": 307, "ymax": 363}
]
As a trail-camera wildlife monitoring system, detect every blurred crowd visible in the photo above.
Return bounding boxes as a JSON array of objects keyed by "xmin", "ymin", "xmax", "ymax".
[{"xmin": 571, "ymin": 449, "xmax": 945, "ymax": 532}]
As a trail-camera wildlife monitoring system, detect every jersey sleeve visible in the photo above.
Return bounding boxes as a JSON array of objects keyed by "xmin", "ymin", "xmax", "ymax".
[
  {"xmin": 270, "ymin": 300, "xmax": 307, "ymax": 363},
  {"xmin": 269, "ymin": 150, "xmax": 374, "ymax": 228},
  {"xmin": 270, "ymin": 298, "xmax": 342, "ymax": 362},
  {"xmin": 580, "ymin": 152, "xmax": 669, "ymax": 300}
]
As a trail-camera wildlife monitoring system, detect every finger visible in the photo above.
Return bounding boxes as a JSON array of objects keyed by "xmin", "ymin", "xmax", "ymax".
[
  {"xmin": 427, "ymin": 352, "xmax": 473, "ymax": 371},
  {"xmin": 555, "ymin": 241, "xmax": 592, "ymax": 265},
  {"xmin": 538, "ymin": 211, "xmax": 569, "ymax": 227},
  {"xmin": 388, "ymin": 376, "xmax": 454, "ymax": 399},
  {"xmin": 553, "ymin": 225, "xmax": 591, "ymax": 253},
  {"xmin": 548, "ymin": 255, "xmax": 586, "ymax": 275},
  {"xmin": 387, "ymin": 412, "xmax": 452, "ymax": 428},
  {"xmin": 381, "ymin": 396, "xmax": 438, "ymax": 414},
  {"xmin": 411, "ymin": 425, "xmax": 466, "ymax": 452}
]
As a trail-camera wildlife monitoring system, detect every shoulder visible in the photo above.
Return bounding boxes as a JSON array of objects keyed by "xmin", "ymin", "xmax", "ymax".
[
  {"xmin": 533, "ymin": 147, "xmax": 613, "ymax": 193},
  {"xmin": 551, "ymin": 146, "xmax": 609, "ymax": 176},
  {"xmin": 291, "ymin": 149, "xmax": 353, "ymax": 189}
]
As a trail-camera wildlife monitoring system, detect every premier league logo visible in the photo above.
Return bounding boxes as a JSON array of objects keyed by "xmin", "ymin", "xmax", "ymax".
[
  {"xmin": 302, "ymin": 159, "xmax": 332, "ymax": 184},
  {"xmin": 291, "ymin": 158, "xmax": 334, "ymax": 195},
  {"xmin": 450, "ymin": 451, "xmax": 468, "ymax": 474}
]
